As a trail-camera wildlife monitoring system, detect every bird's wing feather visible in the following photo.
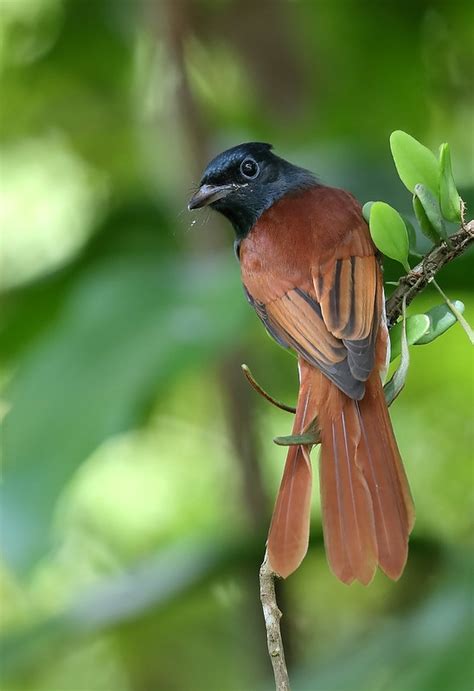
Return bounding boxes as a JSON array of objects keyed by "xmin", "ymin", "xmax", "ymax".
[
  {"xmin": 242, "ymin": 220, "xmax": 382, "ymax": 399},
  {"xmin": 265, "ymin": 287, "xmax": 367, "ymax": 399}
]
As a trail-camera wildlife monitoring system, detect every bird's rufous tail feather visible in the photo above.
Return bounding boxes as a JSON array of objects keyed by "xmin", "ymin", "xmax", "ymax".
[
  {"xmin": 267, "ymin": 362, "xmax": 317, "ymax": 578},
  {"xmin": 267, "ymin": 360, "xmax": 415, "ymax": 584}
]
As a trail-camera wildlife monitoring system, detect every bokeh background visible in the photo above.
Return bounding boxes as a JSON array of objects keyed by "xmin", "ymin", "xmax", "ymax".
[{"xmin": 1, "ymin": 1, "xmax": 473, "ymax": 690}]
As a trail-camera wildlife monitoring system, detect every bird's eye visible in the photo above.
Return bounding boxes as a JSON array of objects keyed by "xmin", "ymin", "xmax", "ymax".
[{"xmin": 240, "ymin": 157, "xmax": 259, "ymax": 180}]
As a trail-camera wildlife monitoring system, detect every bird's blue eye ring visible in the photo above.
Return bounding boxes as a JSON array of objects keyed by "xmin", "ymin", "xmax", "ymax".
[{"xmin": 240, "ymin": 157, "xmax": 260, "ymax": 180}]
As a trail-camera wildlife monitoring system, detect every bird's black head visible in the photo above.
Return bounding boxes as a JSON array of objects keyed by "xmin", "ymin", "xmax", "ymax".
[{"xmin": 188, "ymin": 142, "xmax": 317, "ymax": 239}]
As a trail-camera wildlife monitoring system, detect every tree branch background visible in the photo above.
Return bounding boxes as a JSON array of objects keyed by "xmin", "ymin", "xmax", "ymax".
[{"xmin": 0, "ymin": 1, "xmax": 472, "ymax": 691}]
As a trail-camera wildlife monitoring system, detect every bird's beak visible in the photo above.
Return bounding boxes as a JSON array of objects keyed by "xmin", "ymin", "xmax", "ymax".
[{"xmin": 188, "ymin": 183, "xmax": 235, "ymax": 210}]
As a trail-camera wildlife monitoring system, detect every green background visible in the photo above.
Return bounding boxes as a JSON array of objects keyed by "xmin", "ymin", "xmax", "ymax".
[{"xmin": 1, "ymin": 1, "xmax": 473, "ymax": 690}]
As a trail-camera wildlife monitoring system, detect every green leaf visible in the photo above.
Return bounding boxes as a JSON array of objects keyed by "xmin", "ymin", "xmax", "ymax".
[
  {"xmin": 432, "ymin": 280, "xmax": 474, "ymax": 345},
  {"xmin": 414, "ymin": 184, "xmax": 448, "ymax": 241},
  {"xmin": 367, "ymin": 203, "xmax": 417, "ymax": 255},
  {"xmin": 415, "ymin": 300, "xmax": 465, "ymax": 344},
  {"xmin": 390, "ymin": 130, "xmax": 440, "ymax": 195},
  {"xmin": 402, "ymin": 215, "xmax": 418, "ymax": 253},
  {"xmin": 413, "ymin": 193, "xmax": 440, "ymax": 245},
  {"xmin": 439, "ymin": 143, "xmax": 462, "ymax": 223},
  {"xmin": 273, "ymin": 432, "xmax": 319, "ymax": 446},
  {"xmin": 389, "ymin": 314, "xmax": 430, "ymax": 361},
  {"xmin": 369, "ymin": 201, "xmax": 410, "ymax": 271},
  {"xmin": 362, "ymin": 201, "xmax": 374, "ymax": 223},
  {"xmin": 384, "ymin": 300, "xmax": 410, "ymax": 405}
]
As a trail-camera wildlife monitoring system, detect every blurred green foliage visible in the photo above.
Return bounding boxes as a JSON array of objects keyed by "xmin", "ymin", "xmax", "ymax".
[{"xmin": 0, "ymin": 1, "xmax": 473, "ymax": 690}]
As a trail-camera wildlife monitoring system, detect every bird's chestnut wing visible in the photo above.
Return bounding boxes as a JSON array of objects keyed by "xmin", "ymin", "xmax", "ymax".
[
  {"xmin": 313, "ymin": 254, "xmax": 383, "ymax": 383},
  {"xmin": 242, "ymin": 227, "xmax": 383, "ymax": 400}
]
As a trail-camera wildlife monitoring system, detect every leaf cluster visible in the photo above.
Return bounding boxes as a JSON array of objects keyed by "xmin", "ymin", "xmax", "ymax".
[{"xmin": 363, "ymin": 131, "xmax": 469, "ymax": 356}]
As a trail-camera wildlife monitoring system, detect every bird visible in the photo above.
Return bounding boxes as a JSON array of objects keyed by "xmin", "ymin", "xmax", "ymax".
[{"xmin": 188, "ymin": 142, "xmax": 415, "ymax": 585}]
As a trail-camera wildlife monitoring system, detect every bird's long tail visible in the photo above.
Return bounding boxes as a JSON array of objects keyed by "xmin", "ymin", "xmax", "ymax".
[{"xmin": 267, "ymin": 359, "xmax": 415, "ymax": 584}]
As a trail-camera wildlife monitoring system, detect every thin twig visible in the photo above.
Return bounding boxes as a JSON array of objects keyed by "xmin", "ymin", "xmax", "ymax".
[
  {"xmin": 242, "ymin": 365, "xmax": 296, "ymax": 413},
  {"xmin": 259, "ymin": 551, "xmax": 291, "ymax": 691},
  {"xmin": 385, "ymin": 220, "xmax": 474, "ymax": 325}
]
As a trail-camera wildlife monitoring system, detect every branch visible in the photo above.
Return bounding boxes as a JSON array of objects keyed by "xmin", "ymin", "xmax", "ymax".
[
  {"xmin": 259, "ymin": 551, "xmax": 291, "ymax": 691},
  {"xmin": 385, "ymin": 220, "xmax": 474, "ymax": 324}
]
